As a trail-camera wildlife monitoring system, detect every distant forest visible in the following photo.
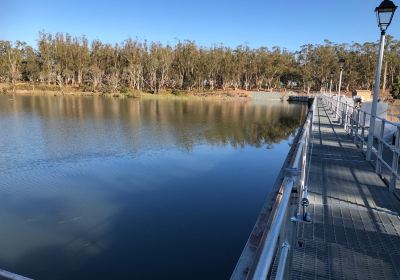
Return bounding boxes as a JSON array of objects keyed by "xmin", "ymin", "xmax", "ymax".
[{"xmin": 1, "ymin": 32, "xmax": 400, "ymax": 97}]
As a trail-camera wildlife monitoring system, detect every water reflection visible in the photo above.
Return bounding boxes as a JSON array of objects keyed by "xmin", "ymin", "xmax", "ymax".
[
  {"xmin": 0, "ymin": 95, "xmax": 306, "ymax": 279},
  {"xmin": 1, "ymin": 95, "xmax": 307, "ymax": 152}
]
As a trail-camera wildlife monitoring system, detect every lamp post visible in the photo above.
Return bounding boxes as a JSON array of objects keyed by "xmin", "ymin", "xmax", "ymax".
[
  {"xmin": 366, "ymin": 0, "xmax": 397, "ymax": 160},
  {"xmin": 336, "ymin": 59, "xmax": 345, "ymax": 118},
  {"xmin": 329, "ymin": 71, "xmax": 334, "ymax": 98}
]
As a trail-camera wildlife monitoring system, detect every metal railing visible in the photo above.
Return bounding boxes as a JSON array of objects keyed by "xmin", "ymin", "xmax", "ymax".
[
  {"xmin": 248, "ymin": 94, "xmax": 400, "ymax": 279},
  {"xmin": 322, "ymin": 94, "xmax": 400, "ymax": 191},
  {"xmin": 0, "ymin": 269, "xmax": 33, "ymax": 280},
  {"xmin": 250, "ymin": 98, "xmax": 316, "ymax": 280}
]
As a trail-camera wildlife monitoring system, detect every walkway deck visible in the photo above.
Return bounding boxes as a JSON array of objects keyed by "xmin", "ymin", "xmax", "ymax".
[{"xmin": 287, "ymin": 98, "xmax": 400, "ymax": 279}]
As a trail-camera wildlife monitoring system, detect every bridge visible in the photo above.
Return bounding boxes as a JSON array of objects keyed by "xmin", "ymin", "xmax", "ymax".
[{"xmin": 232, "ymin": 95, "xmax": 400, "ymax": 279}]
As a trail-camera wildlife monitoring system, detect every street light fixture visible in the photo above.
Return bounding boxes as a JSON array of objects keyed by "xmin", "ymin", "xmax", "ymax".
[
  {"xmin": 376, "ymin": 0, "xmax": 397, "ymax": 32},
  {"xmin": 336, "ymin": 59, "xmax": 345, "ymax": 117},
  {"xmin": 339, "ymin": 58, "xmax": 345, "ymax": 70},
  {"xmin": 367, "ymin": 0, "xmax": 397, "ymax": 160}
]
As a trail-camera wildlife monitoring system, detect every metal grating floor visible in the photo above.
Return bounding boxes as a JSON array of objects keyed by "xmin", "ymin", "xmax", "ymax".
[{"xmin": 286, "ymin": 98, "xmax": 400, "ymax": 279}]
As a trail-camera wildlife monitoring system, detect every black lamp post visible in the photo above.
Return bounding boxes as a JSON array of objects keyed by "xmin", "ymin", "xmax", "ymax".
[{"xmin": 367, "ymin": 0, "xmax": 397, "ymax": 160}]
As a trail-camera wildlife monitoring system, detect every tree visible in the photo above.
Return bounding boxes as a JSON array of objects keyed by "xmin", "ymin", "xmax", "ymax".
[
  {"xmin": 3, "ymin": 41, "xmax": 25, "ymax": 93},
  {"xmin": 21, "ymin": 45, "xmax": 40, "ymax": 90}
]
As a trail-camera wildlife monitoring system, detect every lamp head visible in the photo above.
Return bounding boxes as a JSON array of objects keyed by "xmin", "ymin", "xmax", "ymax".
[
  {"xmin": 376, "ymin": 0, "xmax": 397, "ymax": 33},
  {"xmin": 339, "ymin": 59, "xmax": 345, "ymax": 70}
]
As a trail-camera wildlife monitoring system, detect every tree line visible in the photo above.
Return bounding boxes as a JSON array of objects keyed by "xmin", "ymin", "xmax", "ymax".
[{"xmin": 1, "ymin": 32, "xmax": 400, "ymax": 97}]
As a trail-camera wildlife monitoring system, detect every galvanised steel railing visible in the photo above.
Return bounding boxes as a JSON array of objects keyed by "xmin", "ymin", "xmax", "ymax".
[
  {"xmin": 249, "ymin": 98, "xmax": 316, "ymax": 280},
  {"xmin": 322, "ymin": 94, "xmax": 400, "ymax": 191},
  {"xmin": 246, "ymin": 94, "xmax": 400, "ymax": 279},
  {"xmin": 0, "ymin": 269, "xmax": 33, "ymax": 280}
]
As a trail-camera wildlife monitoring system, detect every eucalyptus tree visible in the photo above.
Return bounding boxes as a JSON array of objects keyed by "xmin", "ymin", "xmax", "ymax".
[
  {"xmin": 219, "ymin": 48, "xmax": 235, "ymax": 90},
  {"xmin": 122, "ymin": 39, "xmax": 145, "ymax": 91},
  {"xmin": 2, "ymin": 41, "xmax": 25, "ymax": 93},
  {"xmin": 297, "ymin": 44, "xmax": 314, "ymax": 94},
  {"xmin": 172, "ymin": 41, "xmax": 198, "ymax": 90},
  {"xmin": 89, "ymin": 40, "xmax": 107, "ymax": 91},
  {"xmin": 383, "ymin": 36, "xmax": 400, "ymax": 93},
  {"xmin": 21, "ymin": 45, "xmax": 40, "ymax": 90},
  {"xmin": 72, "ymin": 35, "xmax": 90, "ymax": 86},
  {"xmin": 38, "ymin": 32, "xmax": 55, "ymax": 85},
  {"xmin": 0, "ymin": 41, "xmax": 10, "ymax": 83}
]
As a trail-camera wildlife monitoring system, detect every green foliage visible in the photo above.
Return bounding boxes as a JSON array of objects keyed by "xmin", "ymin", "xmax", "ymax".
[
  {"xmin": 0, "ymin": 32, "xmax": 400, "ymax": 94},
  {"xmin": 81, "ymin": 83, "xmax": 93, "ymax": 92},
  {"xmin": 172, "ymin": 89, "xmax": 181, "ymax": 96},
  {"xmin": 100, "ymin": 84, "xmax": 113, "ymax": 94},
  {"xmin": 119, "ymin": 85, "xmax": 130, "ymax": 94},
  {"xmin": 391, "ymin": 76, "xmax": 400, "ymax": 99}
]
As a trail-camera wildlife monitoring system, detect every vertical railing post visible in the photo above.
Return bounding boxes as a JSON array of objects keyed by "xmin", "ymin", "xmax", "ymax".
[
  {"xmin": 344, "ymin": 102, "xmax": 348, "ymax": 129},
  {"xmin": 336, "ymin": 99, "xmax": 339, "ymax": 119},
  {"xmin": 376, "ymin": 119, "xmax": 385, "ymax": 175},
  {"xmin": 354, "ymin": 109, "xmax": 360, "ymax": 144},
  {"xmin": 347, "ymin": 104, "xmax": 351, "ymax": 134},
  {"xmin": 390, "ymin": 126, "xmax": 400, "ymax": 192},
  {"xmin": 333, "ymin": 98, "xmax": 336, "ymax": 118},
  {"xmin": 350, "ymin": 106, "xmax": 355, "ymax": 136},
  {"xmin": 361, "ymin": 111, "xmax": 367, "ymax": 152}
]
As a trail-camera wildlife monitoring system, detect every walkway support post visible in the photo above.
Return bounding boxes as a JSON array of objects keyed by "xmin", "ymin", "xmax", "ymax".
[{"xmin": 367, "ymin": 32, "xmax": 386, "ymax": 160}]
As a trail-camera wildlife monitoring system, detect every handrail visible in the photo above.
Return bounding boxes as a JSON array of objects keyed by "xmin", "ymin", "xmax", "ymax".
[
  {"xmin": 250, "ymin": 97, "xmax": 315, "ymax": 279},
  {"xmin": 327, "ymin": 93, "xmax": 399, "ymax": 127},
  {"xmin": 0, "ymin": 269, "xmax": 33, "ymax": 280},
  {"xmin": 322, "ymin": 94, "xmax": 400, "ymax": 191},
  {"xmin": 251, "ymin": 178, "xmax": 295, "ymax": 279}
]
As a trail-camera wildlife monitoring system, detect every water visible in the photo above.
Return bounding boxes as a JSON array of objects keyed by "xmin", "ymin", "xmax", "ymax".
[{"xmin": 0, "ymin": 95, "xmax": 307, "ymax": 279}]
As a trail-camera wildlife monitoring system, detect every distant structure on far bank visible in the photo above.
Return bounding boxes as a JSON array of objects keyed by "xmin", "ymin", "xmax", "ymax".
[{"xmin": 352, "ymin": 90, "xmax": 373, "ymax": 102}]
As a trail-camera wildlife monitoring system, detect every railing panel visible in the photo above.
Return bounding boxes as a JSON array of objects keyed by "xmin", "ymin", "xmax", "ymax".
[{"xmin": 322, "ymin": 94, "xmax": 400, "ymax": 193}]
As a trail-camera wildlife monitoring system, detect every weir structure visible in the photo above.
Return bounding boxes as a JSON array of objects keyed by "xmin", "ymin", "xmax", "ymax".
[{"xmin": 232, "ymin": 95, "xmax": 400, "ymax": 279}]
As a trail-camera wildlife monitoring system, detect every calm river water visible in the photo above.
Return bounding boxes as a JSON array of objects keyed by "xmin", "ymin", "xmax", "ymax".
[{"xmin": 0, "ymin": 94, "xmax": 307, "ymax": 279}]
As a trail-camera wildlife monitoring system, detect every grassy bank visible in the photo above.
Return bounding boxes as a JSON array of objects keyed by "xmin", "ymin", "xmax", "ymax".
[{"xmin": 0, "ymin": 83, "xmax": 257, "ymax": 100}]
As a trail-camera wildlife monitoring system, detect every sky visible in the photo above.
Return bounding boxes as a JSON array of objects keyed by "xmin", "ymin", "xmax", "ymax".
[{"xmin": 0, "ymin": 0, "xmax": 399, "ymax": 50}]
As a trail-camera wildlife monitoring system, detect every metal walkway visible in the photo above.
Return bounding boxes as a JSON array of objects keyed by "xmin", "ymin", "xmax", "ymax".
[{"xmin": 289, "ymin": 98, "xmax": 400, "ymax": 279}]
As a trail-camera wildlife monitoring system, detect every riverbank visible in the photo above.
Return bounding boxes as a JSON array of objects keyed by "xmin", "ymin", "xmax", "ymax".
[
  {"xmin": 0, "ymin": 83, "xmax": 301, "ymax": 101},
  {"xmin": 0, "ymin": 83, "xmax": 259, "ymax": 99}
]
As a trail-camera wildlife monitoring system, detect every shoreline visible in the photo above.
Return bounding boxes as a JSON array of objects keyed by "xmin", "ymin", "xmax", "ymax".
[{"xmin": 1, "ymin": 87, "xmax": 293, "ymax": 101}]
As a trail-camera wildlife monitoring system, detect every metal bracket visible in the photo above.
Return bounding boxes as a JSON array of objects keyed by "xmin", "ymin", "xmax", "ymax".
[
  {"xmin": 291, "ymin": 212, "xmax": 312, "ymax": 224},
  {"xmin": 291, "ymin": 197, "xmax": 312, "ymax": 223},
  {"xmin": 285, "ymin": 167, "xmax": 301, "ymax": 177}
]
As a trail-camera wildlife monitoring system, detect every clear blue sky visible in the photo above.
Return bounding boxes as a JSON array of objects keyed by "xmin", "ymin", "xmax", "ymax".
[{"xmin": 1, "ymin": 0, "xmax": 399, "ymax": 50}]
